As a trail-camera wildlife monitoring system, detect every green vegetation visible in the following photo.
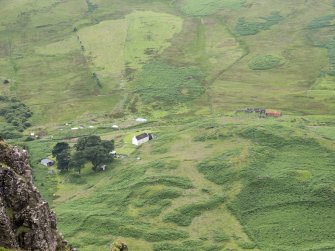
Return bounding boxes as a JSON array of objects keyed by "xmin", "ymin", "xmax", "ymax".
[
  {"xmin": 132, "ymin": 61, "xmax": 204, "ymax": 107},
  {"xmin": 153, "ymin": 241, "xmax": 223, "ymax": 251},
  {"xmin": 124, "ymin": 11, "xmax": 183, "ymax": 70},
  {"xmin": 230, "ymin": 127, "xmax": 335, "ymax": 250},
  {"xmin": 1, "ymin": 1, "xmax": 335, "ymax": 250},
  {"xmin": 19, "ymin": 118, "xmax": 335, "ymax": 251},
  {"xmin": 308, "ymin": 15, "xmax": 335, "ymax": 29},
  {"xmin": 0, "ymin": 96, "xmax": 32, "ymax": 139},
  {"xmin": 85, "ymin": 0, "xmax": 97, "ymax": 13},
  {"xmin": 197, "ymin": 150, "xmax": 241, "ymax": 185},
  {"xmin": 53, "ymin": 158, "xmax": 195, "ymax": 250},
  {"xmin": 248, "ymin": 55, "xmax": 283, "ymax": 70},
  {"xmin": 178, "ymin": 0, "xmax": 245, "ymax": 16},
  {"xmin": 235, "ymin": 11, "xmax": 284, "ymax": 36},
  {"xmin": 0, "ymin": 248, "xmax": 17, "ymax": 251},
  {"xmin": 52, "ymin": 136, "xmax": 114, "ymax": 173},
  {"xmin": 73, "ymin": 135, "xmax": 114, "ymax": 171},
  {"xmin": 163, "ymin": 196, "xmax": 225, "ymax": 226},
  {"xmin": 76, "ymin": 10, "xmax": 182, "ymax": 92},
  {"xmin": 52, "ymin": 142, "xmax": 71, "ymax": 171},
  {"xmin": 308, "ymin": 15, "xmax": 335, "ymax": 75},
  {"xmin": 213, "ymin": 232, "xmax": 230, "ymax": 242}
]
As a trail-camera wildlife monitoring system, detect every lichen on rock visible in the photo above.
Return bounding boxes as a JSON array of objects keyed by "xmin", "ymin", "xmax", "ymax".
[{"xmin": 0, "ymin": 140, "xmax": 69, "ymax": 251}]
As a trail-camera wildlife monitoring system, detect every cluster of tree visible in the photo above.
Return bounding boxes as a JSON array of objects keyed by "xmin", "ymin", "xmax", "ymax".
[
  {"xmin": 52, "ymin": 135, "xmax": 114, "ymax": 173},
  {"xmin": 0, "ymin": 96, "xmax": 32, "ymax": 139}
]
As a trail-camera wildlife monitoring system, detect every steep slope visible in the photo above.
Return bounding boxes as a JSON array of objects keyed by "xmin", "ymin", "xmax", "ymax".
[
  {"xmin": 0, "ymin": 139, "xmax": 69, "ymax": 251},
  {"xmin": 0, "ymin": 0, "xmax": 335, "ymax": 250}
]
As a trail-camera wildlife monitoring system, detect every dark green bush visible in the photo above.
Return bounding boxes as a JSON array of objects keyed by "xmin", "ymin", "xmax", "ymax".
[
  {"xmin": 0, "ymin": 97, "xmax": 32, "ymax": 137},
  {"xmin": 308, "ymin": 15, "xmax": 335, "ymax": 29},
  {"xmin": 235, "ymin": 11, "xmax": 283, "ymax": 36},
  {"xmin": 248, "ymin": 55, "xmax": 282, "ymax": 70}
]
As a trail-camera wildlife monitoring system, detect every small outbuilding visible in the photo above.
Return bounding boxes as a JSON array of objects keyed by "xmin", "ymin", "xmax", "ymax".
[
  {"xmin": 132, "ymin": 133, "xmax": 153, "ymax": 146},
  {"xmin": 265, "ymin": 110, "xmax": 282, "ymax": 117},
  {"xmin": 41, "ymin": 159, "xmax": 54, "ymax": 167}
]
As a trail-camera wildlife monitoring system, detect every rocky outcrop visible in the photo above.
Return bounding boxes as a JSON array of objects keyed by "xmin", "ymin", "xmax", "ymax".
[{"xmin": 0, "ymin": 140, "xmax": 69, "ymax": 251}]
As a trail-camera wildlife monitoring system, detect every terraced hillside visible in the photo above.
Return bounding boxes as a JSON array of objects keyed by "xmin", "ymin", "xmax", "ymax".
[{"xmin": 0, "ymin": 0, "xmax": 334, "ymax": 251}]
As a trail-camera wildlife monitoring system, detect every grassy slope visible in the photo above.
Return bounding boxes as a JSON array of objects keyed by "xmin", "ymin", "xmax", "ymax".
[
  {"xmin": 42, "ymin": 117, "xmax": 333, "ymax": 251},
  {"xmin": 1, "ymin": 0, "xmax": 335, "ymax": 250}
]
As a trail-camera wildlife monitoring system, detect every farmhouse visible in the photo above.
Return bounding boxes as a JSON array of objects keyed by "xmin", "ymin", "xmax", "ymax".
[
  {"xmin": 40, "ymin": 159, "xmax": 54, "ymax": 167},
  {"xmin": 132, "ymin": 133, "xmax": 153, "ymax": 146}
]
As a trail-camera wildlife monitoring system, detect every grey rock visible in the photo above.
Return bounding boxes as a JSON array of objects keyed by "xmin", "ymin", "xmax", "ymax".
[{"xmin": 0, "ymin": 140, "xmax": 69, "ymax": 251}]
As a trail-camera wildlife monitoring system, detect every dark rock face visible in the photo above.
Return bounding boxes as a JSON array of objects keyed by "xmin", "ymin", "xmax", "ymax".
[{"xmin": 0, "ymin": 141, "xmax": 67, "ymax": 251}]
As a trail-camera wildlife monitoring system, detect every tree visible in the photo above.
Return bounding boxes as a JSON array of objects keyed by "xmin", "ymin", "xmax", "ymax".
[
  {"xmin": 74, "ymin": 135, "xmax": 114, "ymax": 171},
  {"xmin": 52, "ymin": 142, "xmax": 70, "ymax": 157},
  {"xmin": 56, "ymin": 149, "xmax": 71, "ymax": 171},
  {"xmin": 70, "ymin": 151, "xmax": 86, "ymax": 174},
  {"xmin": 52, "ymin": 142, "xmax": 71, "ymax": 171}
]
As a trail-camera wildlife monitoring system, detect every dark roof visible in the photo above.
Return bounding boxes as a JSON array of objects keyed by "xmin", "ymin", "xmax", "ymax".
[{"xmin": 135, "ymin": 133, "xmax": 149, "ymax": 140}]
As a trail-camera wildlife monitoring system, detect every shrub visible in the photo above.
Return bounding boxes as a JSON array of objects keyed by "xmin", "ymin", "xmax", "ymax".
[
  {"xmin": 0, "ymin": 97, "xmax": 32, "ymax": 136},
  {"xmin": 0, "ymin": 126, "xmax": 22, "ymax": 139},
  {"xmin": 307, "ymin": 15, "xmax": 335, "ymax": 75},
  {"xmin": 248, "ymin": 55, "xmax": 282, "ymax": 70},
  {"xmin": 235, "ymin": 11, "xmax": 283, "ymax": 36},
  {"xmin": 308, "ymin": 15, "xmax": 335, "ymax": 29}
]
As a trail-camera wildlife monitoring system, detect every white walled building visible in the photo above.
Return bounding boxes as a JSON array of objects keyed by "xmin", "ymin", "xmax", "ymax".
[{"xmin": 132, "ymin": 133, "xmax": 153, "ymax": 146}]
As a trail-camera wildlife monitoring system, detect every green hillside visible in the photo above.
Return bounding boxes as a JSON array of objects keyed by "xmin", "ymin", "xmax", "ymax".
[{"xmin": 1, "ymin": 0, "xmax": 334, "ymax": 250}]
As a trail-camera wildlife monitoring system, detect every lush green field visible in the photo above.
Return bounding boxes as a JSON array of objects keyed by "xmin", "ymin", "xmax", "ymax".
[
  {"xmin": 1, "ymin": 0, "xmax": 335, "ymax": 250},
  {"xmin": 21, "ymin": 116, "xmax": 335, "ymax": 251}
]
